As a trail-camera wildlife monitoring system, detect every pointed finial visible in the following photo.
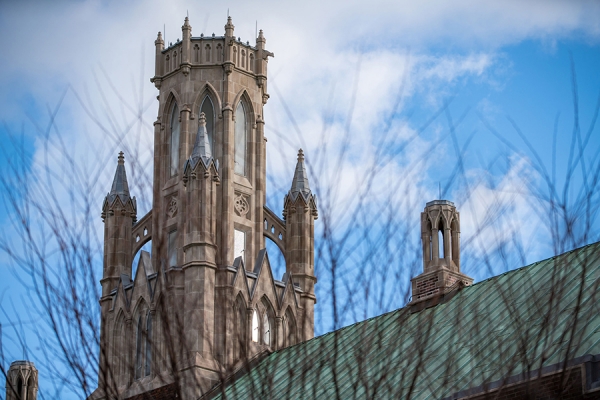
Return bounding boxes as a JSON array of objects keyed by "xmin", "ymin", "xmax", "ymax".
[
  {"xmin": 187, "ymin": 112, "xmax": 213, "ymax": 169},
  {"xmin": 256, "ymin": 29, "xmax": 266, "ymax": 48},
  {"xmin": 225, "ymin": 15, "xmax": 235, "ymax": 37},
  {"xmin": 289, "ymin": 148, "xmax": 311, "ymax": 201},
  {"xmin": 157, "ymin": 31, "xmax": 163, "ymax": 41},
  {"xmin": 109, "ymin": 151, "xmax": 130, "ymax": 198}
]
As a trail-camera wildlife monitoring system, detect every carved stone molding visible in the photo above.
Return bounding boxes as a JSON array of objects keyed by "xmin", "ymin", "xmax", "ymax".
[
  {"xmin": 167, "ymin": 196, "xmax": 178, "ymax": 218},
  {"xmin": 234, "ymin": 193, "xmax": 250, "ymax": 217}
]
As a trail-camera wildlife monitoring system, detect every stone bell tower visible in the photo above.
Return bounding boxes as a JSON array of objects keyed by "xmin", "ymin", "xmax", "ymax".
[
  {"xmin": 410, "ymin": 200, "xmax": 472, "ymax": 304},
  {"xmin": 5, "ymin": 360, "xmax": 38, "ymax": 400},
  {"xmin": 92, "ymin": 16, "xmax": 317, "ymax": 400}
]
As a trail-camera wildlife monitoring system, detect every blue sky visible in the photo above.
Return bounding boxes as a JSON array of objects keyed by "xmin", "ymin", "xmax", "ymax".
[{"xmin": 0, "ymin": 0, "xmax": 599, "ymax": 398}]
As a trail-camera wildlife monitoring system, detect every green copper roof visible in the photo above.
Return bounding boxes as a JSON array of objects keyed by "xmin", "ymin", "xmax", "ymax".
[{"xmin": 207, "ymin": 242, "xmax": 600, "ymax": 399}]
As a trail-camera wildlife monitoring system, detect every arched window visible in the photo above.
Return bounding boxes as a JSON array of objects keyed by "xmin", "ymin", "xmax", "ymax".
[
  {"xmin": 170, "ymin": 103, "xmax": 180, "ymax": 177},
  {"xmin": 26, "ymin": 376, "xmax": 33, "ymax": 400},
  {"xmin": 234, "ymin": 102, "xmax": 247, "ymax": 176},
  {"xmin": 194, "ymin": 44, "xmax": 200, "ymax": 62},
  {"xmin": 438, "ymin": 229, "xmax": 444, "ymax": 258},
  {"xmin": 200, "ymin": 96, "xmax": 215, "ymax": 153},
  {"xmin": 284, "ymin": 309, "xmax": 296, "ymax": 347},
  {"xmin": 249, "ymin": 53, "xmax": 255, "ymax": 72},
  {"xmin": 251, "ymin": 309, "xmax": 259, "ymax": 342},
  {"xmin": 234, "ymin": 296, "xmax": 246, "ymax": 361},
  {"xmin": 16, "ymin": 376, "xmax": 23, "ymax": 399},
  {"xmin": 145, "ymin": 311, "xmax": 153, "ymax": 376},
  {"xmin": 263, "ymin": 312, "xmax": 271, "ymax": 346},
  {"xmin": 135, "ymin": 316, "xmax": 143, "ymax": 380},
  {"xmin": 205, "ymin": 44, "xmax": 211, "ymax": 62},
  {"xmin": 427, "ymin": 220, "xmax": 433, "ymax": 261},
  {"xmin": 217, "ymin": 44, "xmax": 223, "ymax": 62},
  {"xmin": 167, "ymin": 230, "xmax": 177, "ymax": 268}
]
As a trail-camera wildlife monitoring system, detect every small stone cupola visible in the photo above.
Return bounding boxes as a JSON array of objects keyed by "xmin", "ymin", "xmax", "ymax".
[
  {"xmin": 410, "ymin": 200, "xmax": 473, "ymax": 305},
  {"xmin": 5, "ymin": 360, "xmax": 38, "ymax": 400}
]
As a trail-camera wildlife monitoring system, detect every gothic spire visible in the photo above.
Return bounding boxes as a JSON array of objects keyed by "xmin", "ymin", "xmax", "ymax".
[
  {"xmin": 187, "ymin": 112, "xmax": 213, "ymax": 169},
  {"xmin": 102, "ymin": 151, "xmax": 136, "ymax": 222},
  {"xmin": 288, "ymin": 149, "xmax": 312, "ymax": 201},
  {"xmin": 108, "ymin": 152, "xmax": 131, "ymax": 203}
]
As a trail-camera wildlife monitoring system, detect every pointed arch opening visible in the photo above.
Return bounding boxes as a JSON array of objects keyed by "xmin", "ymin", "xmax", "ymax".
[
  {"xmin": 427, "ymin": 220, "xmax": 433, "ymax": 261},
  {"xmin": 265, "ymin": 238, "xmax": 286, "ymax": 280},
  {"xmin": 16, "ymin": 376, "xmax": 23, "ymax": 399},
  {"xmin": 169, "ymin": 103, "xmax": 180, "ymax": 177},
  {"xmin": 112, "ymin": 311, "xmax": 126, "ymax": 386},
  {"xmin": 451, "ymin": 218, "xmax": 460, "ymax": 268},
  {"xmin": 132, "ymin": 240, "xmax": 152, "ymax": 283},
  {"xmin": 26, "ymin": 376, "xmax": 33, "ymax": 400},
  {"xmin": 438, "ymin": 229, "xmax": 444, "ymax": 259},
  {"xmin": 234, "ymin": 101, "xmax": 247, "ymax": 176},
  {"xmin": 145, "ymin": 311, "xmax": 153, "ymax": 376},
  {"xmin": 234, "ymin": 294, "xmax": 247, "ymax": 362},
  {"xmin": 135, "ymin": 315, "xmax": 143, "ymax": 380},
  {"xmin": 262, "ymin": 312, "xmax": 271, "ymax": 346},
  {"xmin": 251, "ymin": 309, "xmax": 259, "ymax": 342},
  {"xmin": 284, "ymin": 308, "xmax": 297, "ymax": 347},
  {"xmin": 261, "ymin": 297, "xmax": 275, "ymax": 348},
  {"xmin": 200, "ymin": 96, "xmax": 215, "ymax": 155}
]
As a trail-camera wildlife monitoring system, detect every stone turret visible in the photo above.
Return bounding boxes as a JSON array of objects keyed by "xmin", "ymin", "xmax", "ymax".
[
  {"xmin": 154, "ymin": 31, "xmax": 164, "ymax": 83},
  {"xmin": 5, "ymin": 360, "xmax": 38, "ymax": 400},
  {"xmin": 283, "ymin": 149, "xmax": 318, "ymax": 340},
  {"xmin": 98, "ymin": 152, "xmax": 136, "ymax": 396},
  {"xmin": 101, "ymin": 152, "xmax": 137, "ymax": 298},
  {"xmin": 181, "ymin": 112, "xmax": 220, "ymax": 375},
  {"xmin": 410, "ymin": 200, "xmax": 472, "ymax": 305}
]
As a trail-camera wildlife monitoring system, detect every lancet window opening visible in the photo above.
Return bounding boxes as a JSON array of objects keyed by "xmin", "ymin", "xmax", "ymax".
[
  {"xmin": 447, "ymin": 224, "xmax": 453, "ymax": 259},
  {"xmin": 284, "ymin": 309, "xmax": 296, "ymax": 347},
  {"xmin": 234, "ymin": 295, "xmax": 246, "ymax": 362},
  {"xmin": 263, "ymin": 312, "xmax": 271, "ymax": 346},
  {"xmin": 200, "ymin": 96, "xmax": 215, "ymax": 154},
  {"xmin": 167, "ymin": 230, "xmax": 177, "ymax": 268},
  {"xmin": 217, "ymin": 44, "xmax": 223, "ymax": 62},
  {"xmin": 251, "ymin": 309, "xmax": 259, "ymax": 342},
  {"xmin": 451, "ymin": 219, "xmax": 459, "ymax": 267},
  {"xmin": 438, "ymin": 228, "xmax": 444, "ymax": 259},
  {"xmin": 17, "ymin": 376, "xmax": 23, "ymax": 399},
  {"xmin": 234, "ymin": 101, "xmax": 247, "ymax": 176},
  {"xmin": 234, "ymin": 229, "xmax": 246, "ymax": 264},
  {"xmin": 135, "ymin": 316, "xmax": 143, "ymax": 380},
  {"xmin": 205, "ymin": 44, "xmax": 211, "ymax": 62},
  {"xmin": 26, "ymin": 376, "xmax": 32, "ymax": 399},
  {"xmin": 145, "ymin": 311, "xmax": 153, "ymax": 376},
  {"xmin": 169, "ymin": 103, "xmax": 180, "ymax": 177},
  {"xmin": 427, "ymin": 220, "xmax": 433, "ymax": 261}
]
